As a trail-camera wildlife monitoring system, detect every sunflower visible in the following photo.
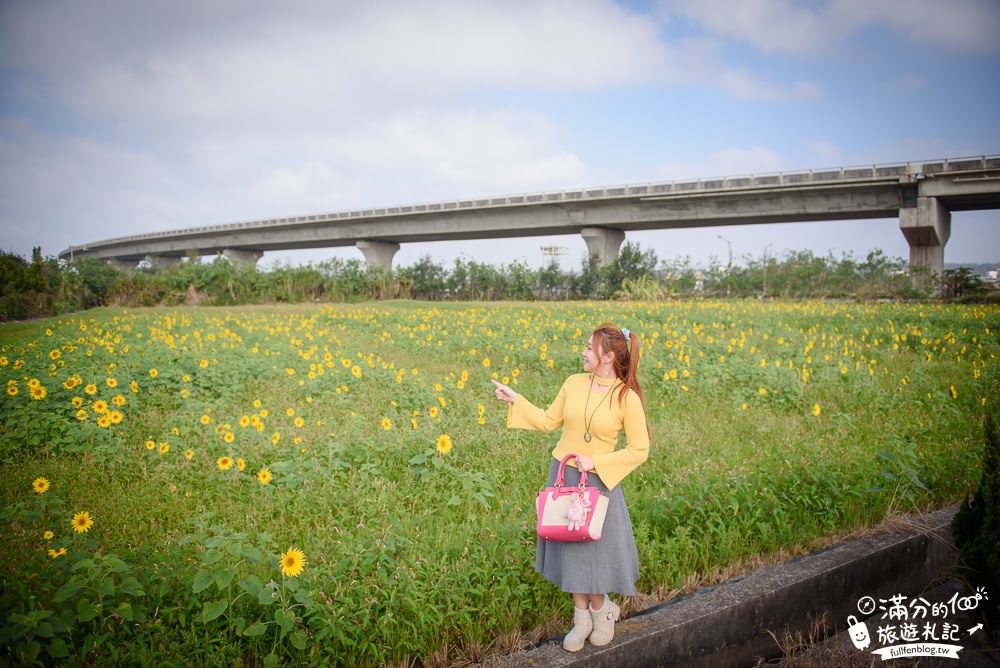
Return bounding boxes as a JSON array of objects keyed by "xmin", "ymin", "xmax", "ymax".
[
  {"xmin": 279, "ymin": 548, "xmax": 306, "ymax": 577},
  {"xmin": 381, "ymin": 418, "xmax": 392, "ymax": 431},
  {"xmin": 71, "ymin": 511, "xmax": 94, "ymax": 533},
  {"xmin": 158, "ymin": 442, "xmax": 170, "ymax": 455},
  {"xmin": 106, "ymin": 377, "xmax": 118, "ymax": 389},
  {"xmin": 217, "ymin": 456, "xmax": 233, "ymax": 471},
  {"xmin": 5, "ymin": 385, "xmax": 16, "ymax": 397},
  {"xmin": 236, "ymin": 458, "xmax": 246, "ymax": 471},
  {"xmin": 30, "ymin": 385, "xmax": 47, "ymax": 400},
  {"xmin": 257, "ymin": 468, "xmax": 273, "ymax": 485},
  {"xmin": 145, "ymin": 440, "xmax": 156, "ymax": 450},
  {"xmin": 271, "ymin": 432, "xmax": 280, "ymax": 445},
  {"xmin": 48, "ymin": 547, "xmax": 67, "ymax": 559},
  {"xmin": 84, "ymin": 383, "xmax": 97, "ymax": 395},
  {"xmin": 109, "ymin": 411, "xmax": 123, "ymax": 425},
  {"xmin": 223, "ymin": 432, "xmax": 235, "ymax": 444},
  {"xmin": 184, "ymin": 449, "xmax": 194, "ymax": 460},
  {"xmin": 200, "ymin": 414, "xmax": 211, "ymax": 425},
  {"xmin": 32, "ymin": 477, "xmax": 50, "ymax": 494},
  {"xmin": 71, "ymin": 396, "xmax": 83, "ymax": 408},
  {"xmin": 148, "ymin": 368, "xmax": 158, "ymax": 378},
  {"xmin": 436, "ymin": 434, "xmax": 453, "ymax": 455},
  {"xmin": 44, "ymin": 530, "xmax": 54, "ymax": 540},
  {"xmin": 93, "ymin": 399, "xmax": 108, "ymax": 414},
  {"xmin": 812, "ymin": 403, "xmax": 822, "ymax": 417},
  {"xmin": 97, "ymin": 415, "xmax": 111, "ymax": 428}
]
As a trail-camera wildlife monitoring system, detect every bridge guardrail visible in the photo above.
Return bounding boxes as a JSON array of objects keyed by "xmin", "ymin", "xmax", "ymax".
[{"xmin": 60, "ymin": 155, "xmax": 999, "ymax": 256}]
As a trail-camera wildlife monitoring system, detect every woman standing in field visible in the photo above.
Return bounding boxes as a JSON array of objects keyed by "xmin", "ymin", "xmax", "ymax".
[{"xmin": 491, "ymin": 322, "xmax": 651, "ymax": 652}]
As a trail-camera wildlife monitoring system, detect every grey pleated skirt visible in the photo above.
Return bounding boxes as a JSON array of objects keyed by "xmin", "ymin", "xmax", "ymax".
[{"xmin": 535, "ymin": 457, "xmax": 641, "ymax": 595}]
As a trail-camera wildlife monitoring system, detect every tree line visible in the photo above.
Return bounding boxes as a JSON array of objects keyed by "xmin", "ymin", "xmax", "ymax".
[{"xmin": 1, "ymin": 243, "xmax": 994, "ymax": 321}]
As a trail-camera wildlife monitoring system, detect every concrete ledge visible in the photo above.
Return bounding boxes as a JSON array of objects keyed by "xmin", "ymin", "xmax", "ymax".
[{"xmin": 507, "ymin": 505, "xmax": 958, "ymax": 668}]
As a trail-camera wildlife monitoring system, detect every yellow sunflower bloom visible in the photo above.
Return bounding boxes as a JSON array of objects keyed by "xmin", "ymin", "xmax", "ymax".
[
  {"xmin": 279, "ymin": 547, "xmax": 306, "ymax": 577},
  {"xmin": 71, "ymin": 511, "xmax": 94, "ymax": 533},
  {"xmin": 32, "ymin": 477, "xmax": 50, "ymax": 494},
  {"xmin": 257, "ymin": 468, "xmax": 273, "ymax": 485},
  {"xmin": 217, "ymin": 457, "xmax": 233, "ymax": 471},
  {"xmin": 436, "ymin": 434, "xmax": 453, "ymax": 455}
]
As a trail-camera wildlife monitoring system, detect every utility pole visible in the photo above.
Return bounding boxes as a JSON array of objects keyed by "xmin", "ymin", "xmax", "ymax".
[
  {"xmin": 540, "ymin": 245, "xmax": 568, "ymax": 266},
  {"xmin": 717, "ymin": 235, "xmax": 732, "ymax": 297},
  {"xmin": 762, "ymin": 244, "xmax": 773, "ymax": 300}
]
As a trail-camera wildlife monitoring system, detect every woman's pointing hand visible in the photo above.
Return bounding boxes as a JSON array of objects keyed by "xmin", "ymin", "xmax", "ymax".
[{"xmin": 490, "ymin": 379, "xmax": 519, "ymax": 404}]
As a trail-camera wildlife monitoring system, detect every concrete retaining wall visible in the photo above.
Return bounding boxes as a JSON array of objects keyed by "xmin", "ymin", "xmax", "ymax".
[{"xmin": 505, "ymin": 505, "xmax": 958, "ymax": 668}]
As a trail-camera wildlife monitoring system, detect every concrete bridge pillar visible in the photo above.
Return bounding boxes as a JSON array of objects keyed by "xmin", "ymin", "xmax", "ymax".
[
  {"xmin": 900, "ymin": 196, "xmax": 951, "ymax": 277},
  {"xmin": 356, "ymin": 239, "xmax": 400, "ymax": 270},
  {"xmin": 222, "ymin": 248, "xmax": 263, "ymax": 267},
  {"xmin": 581, "ymin": 227, "xmax": 625, "ymax": 267},
  {"xmin": 145, "ymin": 254, "xmax": 181, "ymax": 270}
]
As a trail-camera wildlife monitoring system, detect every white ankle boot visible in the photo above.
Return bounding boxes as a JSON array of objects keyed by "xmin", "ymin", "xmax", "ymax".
[
  {"xmin": 562, "ymin": 606, "xmax": 593, "ymax": 652},
  {"xmin": 588, "ymin": 598, "xmax": 621, "ymax": 646}
]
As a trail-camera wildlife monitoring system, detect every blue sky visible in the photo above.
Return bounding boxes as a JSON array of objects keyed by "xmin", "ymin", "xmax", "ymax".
[{"xmin": 1, "ymin": 0, "xmax": 998, "ymax": 271}]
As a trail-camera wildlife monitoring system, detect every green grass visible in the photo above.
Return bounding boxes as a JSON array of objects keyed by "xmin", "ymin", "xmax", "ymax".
[{"xmin": 1, "ymin": 300, "xmax": 997, "ymax": 666}]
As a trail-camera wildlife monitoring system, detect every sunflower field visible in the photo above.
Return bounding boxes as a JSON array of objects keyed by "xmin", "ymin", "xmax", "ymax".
[{"xmin": 1, "ymin": 300, "xmax": 998, "ymax": 666}]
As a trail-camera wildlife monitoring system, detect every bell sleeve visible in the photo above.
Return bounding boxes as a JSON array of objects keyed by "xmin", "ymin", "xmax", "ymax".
[
  {"xmin": 506, "ymin": 378, "xmax": 568, "ymax": 433},
  {"xmin": 591, "ymin": 390, "xmax": 650, "ymax": 490}
]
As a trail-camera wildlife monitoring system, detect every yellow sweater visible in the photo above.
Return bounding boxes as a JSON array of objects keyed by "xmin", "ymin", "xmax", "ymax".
[{"xmin": 506, "ymin": 372, "xmax": 650, "ymax": 490}]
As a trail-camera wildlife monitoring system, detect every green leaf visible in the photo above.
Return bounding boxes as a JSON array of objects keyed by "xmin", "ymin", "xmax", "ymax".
[
  {"xmin": 213, "ymin": 567, "xmax": 235, "ymax": 590},
  {"xmin": 274, "ymin": 609, "xmax": 294, "ymax": 636},
  {"xmin": 93, "ymin": 578, "xmax": 115, "ymax": 597},
  {"xmin": 237, "ymin": 575, "xmax": 263, "ymax": 597},
  {"xmin": 104, "ymin": 555, "xmax": 130, "ymax": 574},
  {"xmin": 115, "ymin": 602, "xmax": 134, "ymax": 622},
  {"xmin": 71, "ymin": 559, "xmax": 94, "ymax": 573},
  {"xmin": 200, "ymin": 598, "xmax": 228, "ymax": 623},
  {"xmin": 243, "ymin": 621, "xmax": 268, "ymax": 637},
  {"xmin": 447, "ymin": 494, "xmax": 462, "ymax": 506},
  {"xmin": 118, "ymin": 576, "xmax": 144, "ymax": 597},
  {"xmin": 263, "ymin": 653, "xmax": 280, "ymax": 668},
  {"xmin": 76, "ymin": 599, "xmax": 97, "ymax": 623},
  {"xmin": 234, "ymin": 616, "xmax": 246, "ymax": 634},
  {"xmin": 47, "ymin": 638, "xmax": 69, "ymax": 659},
  {"xmin": 53, "ymin": 577, "xmax": 84, "ymax": 603},
  {"xmin": 192, "ymin": 569, "xmax": 214, "ymax": 594},
  {"xmin": 290, "ymin": 629, "xmax": 307, "ymax": 650},
  {"xmin": 243, "ymin": 546, "xmax": 265, "ymax": 564}
]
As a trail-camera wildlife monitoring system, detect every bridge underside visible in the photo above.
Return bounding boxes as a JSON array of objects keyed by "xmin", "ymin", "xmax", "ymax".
[{"xmin": 60, "ymin": 159, "xmax": 1000, "ymax": 276}]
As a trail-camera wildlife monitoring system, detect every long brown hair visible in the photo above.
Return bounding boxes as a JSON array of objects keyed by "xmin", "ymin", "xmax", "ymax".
[{"xmin": 593, "ymin": 322, "xmax": 652, "ymax": 440}]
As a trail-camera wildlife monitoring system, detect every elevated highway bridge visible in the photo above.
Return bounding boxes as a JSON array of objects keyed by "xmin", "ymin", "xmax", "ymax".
[{"xmin": 59, "ymin": 155, "xmax": 1000, "ymax": 276}]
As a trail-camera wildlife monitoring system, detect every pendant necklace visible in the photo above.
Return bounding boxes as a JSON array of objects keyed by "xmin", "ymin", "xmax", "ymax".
[{"xmin": 583, "ymin": 373, "xmax": 617, "ymax": 443}]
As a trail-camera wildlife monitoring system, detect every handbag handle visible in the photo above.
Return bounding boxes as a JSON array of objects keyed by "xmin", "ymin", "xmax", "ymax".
[{"xmin": 555, "ymin": 453, "xmax": 589, "ymax": 488}]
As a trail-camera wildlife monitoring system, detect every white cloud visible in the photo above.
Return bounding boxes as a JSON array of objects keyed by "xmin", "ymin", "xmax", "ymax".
[
  {"xmin": 717, "ymin": 69, "xmax": 822, "ymax": 101},
  {"xmin": 659, "ymin": 0, "xmax": 1000, "ymax": 55},
  {"xmin": 1, "ymin": 0, "xmax": 670, "ymax": 129}
]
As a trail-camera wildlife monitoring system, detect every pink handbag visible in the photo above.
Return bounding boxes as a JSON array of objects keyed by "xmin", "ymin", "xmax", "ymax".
[{"xmin": 536, "ymin": 454, "xmax": 610, "ymax": 542}]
